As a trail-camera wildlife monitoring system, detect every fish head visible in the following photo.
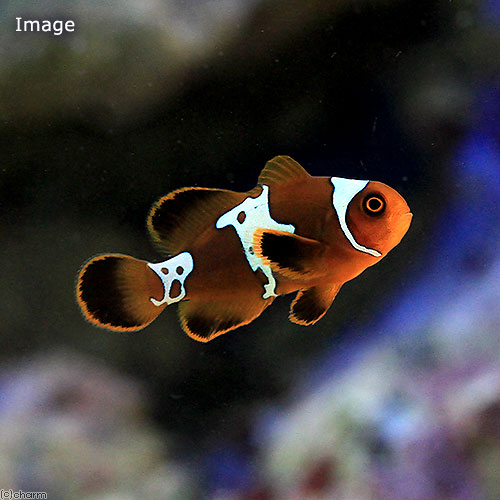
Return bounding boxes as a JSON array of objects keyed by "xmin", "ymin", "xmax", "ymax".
[{"xmin": 345, "ymin": 180, "xmax": 412, "ymax": 257}]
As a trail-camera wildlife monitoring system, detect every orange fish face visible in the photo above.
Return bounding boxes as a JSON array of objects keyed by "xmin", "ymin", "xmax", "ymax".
[{"xmin": 345, "ymin": 181, "xmax": 412, "ymax": 257}]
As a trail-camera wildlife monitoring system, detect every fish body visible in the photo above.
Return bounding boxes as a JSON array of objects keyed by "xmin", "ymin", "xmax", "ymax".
[{"xmin": 77, "ymin": 156, "xmax": 412, "ymax": 342}]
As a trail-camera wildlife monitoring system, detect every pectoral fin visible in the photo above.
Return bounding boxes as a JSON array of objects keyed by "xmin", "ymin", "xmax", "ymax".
[
  {"xmin": 253, "ymin": 229, "xmax": 327, "ymax": 280},
  {"xmin": 289, "ymin": 284, "xmax": 342, "ymax": 326}
]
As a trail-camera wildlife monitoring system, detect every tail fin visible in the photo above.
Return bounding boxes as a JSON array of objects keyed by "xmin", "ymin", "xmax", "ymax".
[{"xmin": 76, "ymin": 254, "xmax": 167, "ymax": 332}]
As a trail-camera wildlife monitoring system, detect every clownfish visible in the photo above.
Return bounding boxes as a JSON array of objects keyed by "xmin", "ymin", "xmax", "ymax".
[{"xmin": 76, "ymin": 156, "xmax": 412, "ymax": 342}]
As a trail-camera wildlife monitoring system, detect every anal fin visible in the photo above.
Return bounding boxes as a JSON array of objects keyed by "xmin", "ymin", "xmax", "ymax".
[
  {"xmin": 253, "ymin": 229, "xmax": 327, "ymax": 280},
  {"xmin": 289, "ymin": 284, "xmax": 342, "ymax": 326},
  {"xmin": 178, "ymin": 294, "xmax": 272, "ymax": 342}
]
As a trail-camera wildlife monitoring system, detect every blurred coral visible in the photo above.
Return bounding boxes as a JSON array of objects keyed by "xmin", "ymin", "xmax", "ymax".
[{"xmin": 0, "ymin": 350, "xmax": 198, "ymax": 499}]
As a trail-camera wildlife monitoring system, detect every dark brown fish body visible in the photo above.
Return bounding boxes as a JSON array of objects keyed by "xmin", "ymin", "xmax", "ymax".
[{"xmin": 77, "ymin": 156, "xmax": 412, "ymax": 342}]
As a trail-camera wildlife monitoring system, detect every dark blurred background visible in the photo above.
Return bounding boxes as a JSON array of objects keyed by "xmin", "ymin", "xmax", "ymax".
[{"xmin": 1, "ymin": 0, "xmax": 499, "ymax": 498}]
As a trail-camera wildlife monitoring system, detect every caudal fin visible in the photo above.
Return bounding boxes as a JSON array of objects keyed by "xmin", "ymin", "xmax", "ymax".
[{"xmin": 76, "ymin": 254, "xmax": 167, "ymax": 331}]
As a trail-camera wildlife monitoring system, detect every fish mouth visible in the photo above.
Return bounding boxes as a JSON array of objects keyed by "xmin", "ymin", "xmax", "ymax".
[{"xmin": 402, "ymin": 212, "xmax": 413, "ymax": 231}]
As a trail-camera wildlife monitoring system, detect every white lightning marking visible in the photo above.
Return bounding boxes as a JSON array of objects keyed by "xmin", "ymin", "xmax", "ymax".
[
  {"xmin": 216, "ymin": 185, "xmax": 295, "ymax": 298},
  {"xmin": 148, "ymin": 252, "xmax": 194, "ymax": 306}
]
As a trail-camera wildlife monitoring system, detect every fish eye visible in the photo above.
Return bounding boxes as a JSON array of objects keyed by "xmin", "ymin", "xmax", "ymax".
[{"xmin": 362, "ymin": 193, "xmax": 386, "ymax": 216}]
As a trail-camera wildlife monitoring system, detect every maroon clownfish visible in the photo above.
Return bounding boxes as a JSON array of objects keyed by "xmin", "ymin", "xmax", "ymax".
[{"xmin": 76, "ymin": 156, "xmax": 412, "ymax": 342}]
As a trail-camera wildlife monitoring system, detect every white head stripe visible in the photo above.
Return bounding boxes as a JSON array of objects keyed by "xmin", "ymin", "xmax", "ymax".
[
  {"xmin": 148, "ymin": 252, "xmax": 194, "ymax": 306},
  {"xmin": 330, "ymin": 177, "xmax": 381, "ymax": 258}
]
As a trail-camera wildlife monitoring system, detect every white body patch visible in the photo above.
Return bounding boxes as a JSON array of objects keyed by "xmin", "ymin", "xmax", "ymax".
[
  {"xmin": 216, "ymin": 185, "xmax": 295, "ymax": 299},
  {"xmin": 148, "ymin": 252, "xmax": 194, "ymax": 306},
  {"xmin": 330, "ymin": 177, "xmax": 382, "ymax": 258}
]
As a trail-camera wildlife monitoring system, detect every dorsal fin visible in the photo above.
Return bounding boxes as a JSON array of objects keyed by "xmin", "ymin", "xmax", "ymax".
[
  {"xmin": 258, "ymin": 156, "xmax": 310, "ymax": 187},
  {"xmin": 147, "ymin": 187, "xmax": 241, "ymax": 255}
]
